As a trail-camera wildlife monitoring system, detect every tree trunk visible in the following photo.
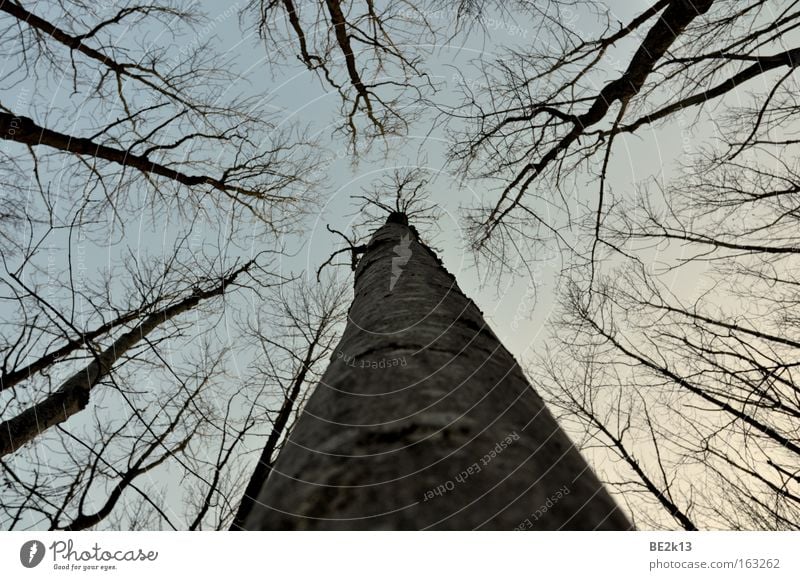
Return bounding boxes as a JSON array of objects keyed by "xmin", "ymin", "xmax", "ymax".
[
  {"xmin": 243, "ymin": 213, "xmax": 631, "ymax": 529},
  {"xmin": 0, "ymin": 262, "xmax": 253, "ymax": 458},
  {"xmin": 229, "ymin": 332, "xmax": 322, "ymax": 530}
]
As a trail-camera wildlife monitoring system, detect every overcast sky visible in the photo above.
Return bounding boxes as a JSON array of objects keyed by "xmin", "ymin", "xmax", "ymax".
[
  {"xmin": 170, "ymin": 0, "xmax": 700, "ymax": 363},
  {"xmin": 0, "ymin": 0, "xmax": 726, "ymax": 529}
]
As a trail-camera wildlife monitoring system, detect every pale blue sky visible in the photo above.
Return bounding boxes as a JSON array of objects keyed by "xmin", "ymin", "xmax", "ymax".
[
  {"xmin": 0, "ymin": 0, "xmax": 720, "ymax": 529},
  {"xmin": 184, "ymin": 0, "xmax": 688, "ymax": 360}
]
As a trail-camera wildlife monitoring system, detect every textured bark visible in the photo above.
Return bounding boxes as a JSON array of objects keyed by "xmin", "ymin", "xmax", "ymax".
[
  {"xmin": 243, "ymin": 214, "xmax": 631, "ymax": 530},
  {"xmin": 0, "ymin": 262, "xmax": 253, "ymax": 457}
]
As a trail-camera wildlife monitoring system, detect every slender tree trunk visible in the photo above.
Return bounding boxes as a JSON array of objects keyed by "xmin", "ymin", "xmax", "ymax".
[
  {"xmin": 229, "ymin": 333, "xmax": 321, "ymax": 530},
  {"xmin": 243, "ymin": 213, "xmax": 631, "ymax": 530},
  {"xmin": 0, "ymin": 262, "xmax": 252, "ymax": 457}
]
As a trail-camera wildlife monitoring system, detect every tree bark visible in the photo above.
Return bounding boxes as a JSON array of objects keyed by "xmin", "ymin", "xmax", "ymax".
[{"xmin": 243, "ymin": 213, "xmax": 631, "ymax": 530}]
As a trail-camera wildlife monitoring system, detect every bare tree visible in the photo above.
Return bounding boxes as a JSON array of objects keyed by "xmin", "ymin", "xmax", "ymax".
[
  {"xmin": 0, "ymin": 0, "xmax": 318, "ymax": 233},
  {"xmin": 243, "ymin": 0, "xmax": 441, "ymax": 148},
  {"xmin": 242, "ymin": 211, "xmax": 631, "ymax": 530},
  {"xmin": 10, "ymin": 0, "xmax": 797, "ymax": 533},
  {"xmin": 574, "ymin": 142, "xmax": 800, "ymax": 529},
  {"xmin": 0, "ymin": 0, "xmax": 331, "ymax": 531},
  {"xmin": 243, "ymin": 0, "xmax": 554, "ymax": 149},
  {"xmin": 1, "ymin": 341, "xmax": 237, "ymax": 531},
  {"xmin": 229, "ymin": 278, "xmax": 348, "ymax": 530},
  {"xmin": 442, "ymin": 0, "xmax": 800, "ymax": 530},
  {"xmin": 0, "ymin": 257, "xmax": 259, "ymax": 457},
  {"xmin": 448, "ymin": 0, "xmax": 799, "ymax": 250},
  {"xmin": 541, "ymin": 266, "xmax": 800, "ymax": 529},
  {"xmin": 536, "ymin": 345, "xmax": 698, "ymax": 530},
  {"xmin": 0, "ymin": 220, "xmax": 288, "ymax": 529}
]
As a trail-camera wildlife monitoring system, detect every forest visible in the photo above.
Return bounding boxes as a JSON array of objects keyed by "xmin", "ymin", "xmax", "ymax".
[{"xmin": 0, "ymin": 0, "xmax": 798, "ymax": 531}]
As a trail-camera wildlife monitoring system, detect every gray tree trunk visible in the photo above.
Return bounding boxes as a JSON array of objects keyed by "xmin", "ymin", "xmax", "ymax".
[{"xmin": 243, "ymin": 213, "xmax": 631, "ymax": 529}]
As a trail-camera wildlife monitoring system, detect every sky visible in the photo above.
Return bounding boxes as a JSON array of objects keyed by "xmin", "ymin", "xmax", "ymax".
[
  {"xmin": 183, "ymin": 0, "xmax": 697, "ymax": 360},
  {"xmin": 0, "ymin": 0, "xmax": 691, "ymax": 359},
  {"xmin": 0, "ymin": 0, "xmax": 727, "ymax": 529}
]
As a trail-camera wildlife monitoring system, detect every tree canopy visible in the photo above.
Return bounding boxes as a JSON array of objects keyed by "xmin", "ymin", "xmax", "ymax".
[{"xmin": 1, "ymin": 0, "xmax": 798, "ymax": 531}]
